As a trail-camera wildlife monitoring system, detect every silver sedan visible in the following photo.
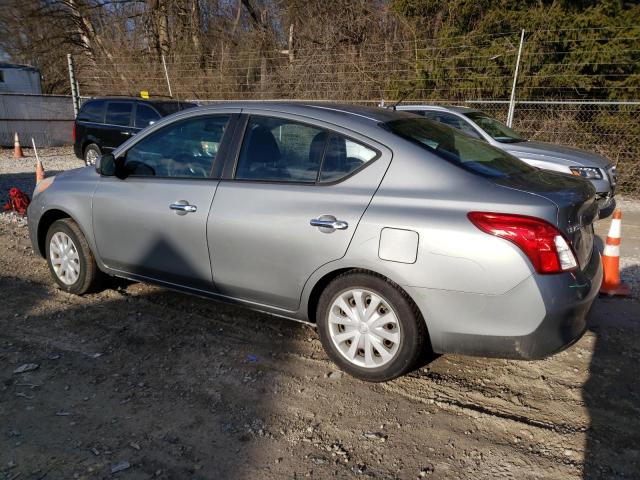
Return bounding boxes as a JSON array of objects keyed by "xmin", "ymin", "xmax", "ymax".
[{"xmin": 28, "ymin": 103, "xmax": 602, "ymax": 381}]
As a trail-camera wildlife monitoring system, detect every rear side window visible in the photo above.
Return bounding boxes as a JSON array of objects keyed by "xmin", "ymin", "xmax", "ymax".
[
  {"xmin": 319, "ymin": 135, "xmax": 377, "ymax": 182},
  {"xmin": 235, "ymin": 116, "xmax": 325, "ymax": 182},
  {"xmin": 135, "ymin": 104, "xmax": 161, "ymax": 128},
  {"xmin": 105, "ymin": 102, "xmax": 133, "ymax": 127},
  {"xmin": 385, "ymin": 118, "xmax": 533, "ymax": 178},
  {"xmin": 77, "ymin": 100, "xmax": 105, "ymax": 123}
]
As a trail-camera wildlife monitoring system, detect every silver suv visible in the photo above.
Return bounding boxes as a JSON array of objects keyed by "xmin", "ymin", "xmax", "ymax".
[
  {"xmin": 394, "ymin": 105, "xmax": 617, "ymax": 218},
  {"xmin": 28, "ymin": 103, "xmax": 602, "ymax": 381}
]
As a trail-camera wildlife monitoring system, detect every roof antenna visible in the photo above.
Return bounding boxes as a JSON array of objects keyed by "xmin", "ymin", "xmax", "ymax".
[{"xmin": 391, "ymin": 86, "xmax": 416, "ymax": 110}]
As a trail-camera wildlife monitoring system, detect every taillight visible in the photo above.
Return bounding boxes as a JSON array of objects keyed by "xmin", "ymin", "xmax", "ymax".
[
  {"xmin": 467, "ymin": 212, "xmax": 578, "ymax": 274},
  {"xmin": 72, "ymin": 123, "xmax": 76, "ymax": 142}
]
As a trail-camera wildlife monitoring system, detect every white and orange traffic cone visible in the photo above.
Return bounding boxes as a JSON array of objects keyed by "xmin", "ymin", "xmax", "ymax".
[
  {"xmin": 14, "ymin": 132, "xmax": 23, "ymax": 158},
  {"xmin": 600, "ymin": 209, "xmax": 630, "ymax": 297},
  {"xmin": 35, "ymin": 158, "xmax": 45, "ymax": 183},
  {"xmin": 32, "ymin": 138, "xmax": 45, "ymax": 183}
]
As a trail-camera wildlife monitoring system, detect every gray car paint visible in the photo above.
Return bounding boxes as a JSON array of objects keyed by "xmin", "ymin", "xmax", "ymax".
[
  {"xmin": 394, "ymin": 105, "xmax": 616, "ymax": 204},
  {"xmin": 27, "ymin": 102, "xmax": 602, "ymax": 360}
]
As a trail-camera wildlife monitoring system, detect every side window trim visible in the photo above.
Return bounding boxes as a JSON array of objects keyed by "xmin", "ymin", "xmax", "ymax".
[
  {"xmin": 117, "ymin": 113, "xmax": 239, "ymax": 180},
  {"xmin": 314, "ymin": 134, "xmax": 330, "ymax": 183},
  {"xmin": 222, "ymin": 113, "xmax": 381, "ymax": 185}
]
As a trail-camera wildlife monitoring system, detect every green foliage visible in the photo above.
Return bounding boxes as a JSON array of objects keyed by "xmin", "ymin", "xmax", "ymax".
[{"xmin": 391, "ymin": 0, "xmax": 639, "ymax": 100}]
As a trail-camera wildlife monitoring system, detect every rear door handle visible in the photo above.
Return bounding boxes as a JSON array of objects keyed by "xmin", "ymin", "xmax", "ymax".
[
  {"xmin": 170, "ymin": 201, "xmax": 197, "ymax": 215},
  {"xmin": 310, "ymin": 218, "xmax": 349, "ymax": 230},
  {"xmin": 121, "ymin": 131, "xmax": 133, "ymax": 136}
]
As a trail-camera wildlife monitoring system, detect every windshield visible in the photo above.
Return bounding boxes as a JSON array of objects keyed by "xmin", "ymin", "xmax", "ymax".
[
  {"xmin": 464, "ymin": 111, "xmax": 526, "ymax": 143},
  {"xmin": 385, "ymin": 118, "xmax": 534, "ymax": 178}
]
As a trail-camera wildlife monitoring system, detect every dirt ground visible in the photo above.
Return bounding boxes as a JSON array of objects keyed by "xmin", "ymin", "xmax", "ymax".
[{"xmin": 1, "ymin": 156, "xmax": 640, "ymax": 479}]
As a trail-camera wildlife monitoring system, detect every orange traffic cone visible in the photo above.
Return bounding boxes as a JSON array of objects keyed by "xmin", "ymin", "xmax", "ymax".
[
  {"xmin": 14, "ymin": 132, "xmax": 23, "ymax": 158},
  {"xmin": 35, "ymin": 158, "xmax": 45, "ymax": 183},
  {"xmin": 600, "ymin": 209, "xmax": 630, "ymax": 297}
]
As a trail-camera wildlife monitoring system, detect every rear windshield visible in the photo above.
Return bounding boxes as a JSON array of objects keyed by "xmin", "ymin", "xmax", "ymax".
[
  {"xmin": 464, "ymin": 111, "xmax": 526, "ymax": 143},
  {"xmin": 385, "ymin": 118, "xmax": 534, "ymax": 178}
]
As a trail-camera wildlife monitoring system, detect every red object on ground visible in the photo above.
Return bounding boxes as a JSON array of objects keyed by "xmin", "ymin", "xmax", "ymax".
[{"xmin": 2, "ymin": 187, "xmax": 31, "ymax": 216}]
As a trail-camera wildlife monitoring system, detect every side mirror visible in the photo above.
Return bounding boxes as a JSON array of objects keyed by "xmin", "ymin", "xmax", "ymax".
[
  {"xmin": 97, "ymin": 153, "xmax": 116, "ymax": 176},
  {"xmin": 97, "ymin": 153, "xmax": 128, "ymax": 179}
]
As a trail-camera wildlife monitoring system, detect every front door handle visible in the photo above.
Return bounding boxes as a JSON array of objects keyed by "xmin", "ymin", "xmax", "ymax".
[
  {"xmin": 310, "ymin": 217, "xmax": 349, "ymax": 231},
  {"xmin": 170, "ymin": 201, "xmax": 197, "ymax": 215},
  {"xmin": 121, "ymin": 131, "xmax": 133, "ymax": 136}
]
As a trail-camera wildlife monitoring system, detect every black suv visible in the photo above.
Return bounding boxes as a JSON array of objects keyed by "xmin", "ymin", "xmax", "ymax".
[{"xmin": 73, "ymin": 97, "xmax": 197, "ymax": 165}]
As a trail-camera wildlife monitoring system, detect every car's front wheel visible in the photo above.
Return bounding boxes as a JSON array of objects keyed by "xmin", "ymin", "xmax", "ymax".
[
  {"xmin": 45, "ymin": 219, "xmax": 103, "ymax": 294},
  {"xmin": 84, "ymin": 143, "xmax": 101, "ymax": 166},
  {"xmin": 316, "ymin": 271, "xmax": 428, "ymax": 382}
]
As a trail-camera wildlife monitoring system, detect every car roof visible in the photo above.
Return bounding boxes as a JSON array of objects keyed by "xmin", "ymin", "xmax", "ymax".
[
  {"xmin": 179, "ymin": 101, "xmax": 417, "ymax": 125},
  {"xmin": 394, "ymin": 104, "xmax": 481, "ymax": 114}
]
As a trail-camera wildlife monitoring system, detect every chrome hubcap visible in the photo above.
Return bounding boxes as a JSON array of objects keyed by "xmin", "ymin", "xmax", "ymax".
[
  {"xmin": 86, "ymin": 149, "xmax": 98, "ymax": 165},
  {"xmin": 328, "ymin": 289, "xmax": 401, "ymax": 369},
  {"xmin": 49, "ymin": 232, "xmax": 80, "ymax": 285}
]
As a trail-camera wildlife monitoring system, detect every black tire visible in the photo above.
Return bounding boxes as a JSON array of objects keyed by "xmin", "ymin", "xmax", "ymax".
[
  {"xmin": 316, "ymin": 271, "xmax": 429, "ymax": 382},
  {"xmin": 45, "ymin": 219, "xmax": 103, "ymax": 295},
  {"xmin": 84, "ymin": 143, "xmax": 101, "ymax": 166}
]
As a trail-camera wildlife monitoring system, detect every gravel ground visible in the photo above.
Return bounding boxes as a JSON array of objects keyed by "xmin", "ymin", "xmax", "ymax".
[{"xmin": 1, "ymin": 147, "xmax": 639, "ymax": 478}]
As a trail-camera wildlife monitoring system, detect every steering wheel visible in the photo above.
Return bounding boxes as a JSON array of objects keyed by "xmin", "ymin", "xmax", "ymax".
[{"xmin": 171, "ymin": 152, "xmax": 209, "ymax": 177}]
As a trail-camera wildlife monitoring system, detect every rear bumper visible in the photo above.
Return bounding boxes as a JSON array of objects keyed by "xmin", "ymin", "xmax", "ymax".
[
  {"xmin": 73, "ymin": 140, "xmax": 83, "ymax": 160},
  {"xmin": 408, "ymin": 248, "xmax": 603, "ymax": 360},
  {"xmin": 596, "ymin": 193, "xmax": 616, "ymax": 219}
]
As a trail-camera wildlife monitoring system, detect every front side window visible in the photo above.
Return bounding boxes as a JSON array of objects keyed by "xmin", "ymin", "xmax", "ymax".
[
  {"xmin": 135, "ymin": 104, "xmax": 161, "ymax": 128},
  {"xmin": 106, "ymin": 102, "xmax": 133, "ymax": 127},
  {"xmin": 123, "ymin": 115, "xmax": 230, "ymax": 178},
  {"xmin": 236, "ymin": 116, "xmax": 326, "ymax": 182},
  {"xmin": 319, "ymin": 135, "xmax": 377, "ymax": 182},
  {"xmin": 385, "ymin": 118, "xmax": 534, "ymax": 178},
  {"xmin": 464, "ymin": 111, "xmax": 525, "ymax": 143},
  {"xmin": 78, "ymin": 100, "xmax": 105, "ymax": 123}
]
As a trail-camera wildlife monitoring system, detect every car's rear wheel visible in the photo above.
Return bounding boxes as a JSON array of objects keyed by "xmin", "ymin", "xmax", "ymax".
[
  {"xmin": 45, "ymin": 219, "xmax": 103, "ymax": 294},
  {"xmin": 316, "ymin": 271, "xmax": 428, "ymax": 382},
  {"xmin": 84, "ymin": 143, "xmax": 101, "ymax": 166}
]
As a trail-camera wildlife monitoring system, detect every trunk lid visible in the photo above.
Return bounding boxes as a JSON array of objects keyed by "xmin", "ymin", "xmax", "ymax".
[{"xmin": 493, "ymin": 169, "xmax": 598, "ymax": 270}]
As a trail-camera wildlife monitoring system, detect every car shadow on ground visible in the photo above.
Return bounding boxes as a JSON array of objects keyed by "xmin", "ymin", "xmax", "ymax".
[
  {"xmin": 0, "ymin": 271, "xmax": 306, "ymax": 479},
  {"xmin": 583, "ymin": 261, "xmax": 640, "ymax": 478},
  {"xmin": 0, "ymin": 235, "xmax": 309, "ymax": 479}
]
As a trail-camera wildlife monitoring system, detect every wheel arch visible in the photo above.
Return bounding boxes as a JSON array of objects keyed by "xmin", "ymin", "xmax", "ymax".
[
  {"xmin": 36, "ymin": 208, "xmax": 72, "ymax": 257},
  {"xmin": 305, "ymin": 267, "xmax": 428, "ymax": 335},
  {"xmin": 83, "ymin": 141, "xmax": 101, "ymax": 157}
]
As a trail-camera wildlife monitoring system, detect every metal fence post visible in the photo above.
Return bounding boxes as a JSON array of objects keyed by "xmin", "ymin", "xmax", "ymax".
[
  {"xmin": 507, "ymin": 29, "xmax": 525, "ymax": 127},
  {"xmin": 67, "ymin": 54, "xmax": 79, "ymax": 117},
  {"xmin": 161, "ymin": 54, "xmax": 173, "ymax": 98}
]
